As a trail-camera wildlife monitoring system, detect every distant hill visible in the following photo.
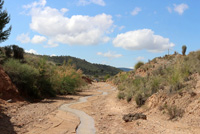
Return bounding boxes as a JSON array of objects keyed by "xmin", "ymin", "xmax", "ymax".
[
  {"xmin": 45, "ymin": 55, "xmax": 121, "ymax": 76},
  {"xmin": 119, "ymin": 68, "xmax": 133, "ymax": 72}
]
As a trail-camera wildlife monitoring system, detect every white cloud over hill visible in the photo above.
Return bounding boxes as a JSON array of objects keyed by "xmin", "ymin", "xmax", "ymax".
[
  {"xmin": 25, "ymin": 49, "xmax": 38, "ymax": 54},
  {"xmin": 97, "ymin": 51, "xmax": 122, "ymax": 58}
]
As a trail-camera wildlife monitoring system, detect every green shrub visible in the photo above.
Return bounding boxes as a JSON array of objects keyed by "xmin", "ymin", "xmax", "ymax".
[
  {"xmin": 4, "ymin": 46, "xmax": 12, "ymax": 57},
  {"xmin": 134, "ymin": 61, "xmax": 144, "ymax": 70},
  {"xmin": 38, "ymin": 78, "xmax": 56, "ymax": 97},
  {"xmin": 60, "ymin": 75, "xmax": 77, "ymax": 94},
  {"xmin": 152, "ymin": 66, "xmax": 164, "ymax": 76},
  {"xmin": 167, "ymin": 105, "xmax": 184, "ymax": 120},
  {"xmin": 104, "ymin": 74, "xmax": 110, "ymax": 81},
  {"xmin": 150, "ymin": 76, "xmax": 161, "ymax": 94},
  {"xmin": 3, "ymin": 59, "xmax": 56, "ymax": 99},
  {"xmin": 118, "ymin": 84, "xmax": 125, "ymax": 91},
  {"xmin": 12, "ymin": 45, "xmax": 24, "ymax": 59},
  {"xmin": 197, "ymin": 53, "xmax": 200, "ymax": 61},
  {"xmin": 135, "ymin": 93, "xmax": 145, "ymax": 106},
  {"xmin": 3, "ymin": 59, "xmax": 41, "ymax": 98},
  {"xmin": 118, "ymin": 92, "xmax": 125, "ymax": 100},
  {"xmin": 126, "ymin": 93, "xmax": 132, "ymax": 102}
]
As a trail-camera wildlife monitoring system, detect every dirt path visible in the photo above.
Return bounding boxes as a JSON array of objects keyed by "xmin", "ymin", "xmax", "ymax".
[
  {"xmin": 71, "ymin": 82, "xmax": 200, "ymax": 134},
  {"xmin": 1, "ymin": 82, "xmax": 200, "ymax": 134}
]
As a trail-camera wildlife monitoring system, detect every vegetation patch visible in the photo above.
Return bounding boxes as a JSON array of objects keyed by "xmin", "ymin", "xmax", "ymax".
[
  {"xmin": 134, "ymin": 61, "xmax": 144, "ymax": 70},
  {"xmin": 112, "ymin": 50, "xmax": 200, "ymax": 108},
  {"xmin": 1, "ymin": 47, "xmax": 86, "ymax": 101}
]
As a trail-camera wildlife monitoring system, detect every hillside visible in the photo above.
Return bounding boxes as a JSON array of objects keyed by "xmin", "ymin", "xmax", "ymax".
[
  {"xmin": 26, "ymin": 54, "xmax": 121, "ymax": 76},
  {"xmin": 111, "ymin": 50, "xmax": 200, "ymax": 121}
]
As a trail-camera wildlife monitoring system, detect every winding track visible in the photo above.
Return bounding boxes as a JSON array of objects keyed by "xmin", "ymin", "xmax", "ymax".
[{"xmin": 59, "ymin": 83, "xmax": 115, "ymax": 134}]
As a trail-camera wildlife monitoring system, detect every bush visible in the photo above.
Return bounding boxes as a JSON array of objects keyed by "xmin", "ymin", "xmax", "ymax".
[
  {"xmin": 4, "ymin": 45, "xmax": 12, "ymax": 57},
  {"xmin": 60, "ymin": 75, "xmax": 77, "ymax": 94},
  {"xmin": 152, "ymin": 66, "xmax": 164, "ymax": 76},
  {"xmin": 126, "ymin": 93, "xmax": 132, "ymax": 102},
  {"xmin": 51, "ymin": 65, "xmax": 85, "ymax": 95},
  {"xmin": 3, "ymin": 59, "xmax": 41, "ymax": 99},
  {"xmin": 197, "ymin": 53, "xmax": 200, "ymax": 61},
  {"xmin": 135, "ymin": 93, "xmax": 145, "ymax": 106},
  {"xmin": 104, "ymin": 74, "xmax": 110, "ymax": 81},
  {"xmin": 3, "ymin": 59, "xmax": 57, "ymax": 99},
  {"xmin": 167, "ymin": 105, "xmax": 184, "ymax": 120},
  {"xmin": 12, "ymin": 45, "xmax": 24, "ymax": 59},
  {"xmin": 118, "ymin": 92, "xmax": 125, "ymax": 100},
  {"xmin": 118, "ymin": 84, "xmax": 125, "ymax": 91},
  {"xmin": 134, "ymin": 61, "xmax": 144, "ymax": 70},
  {"xmin": 182, "ymin": 45, "xmax": 187, "ymax": 56}
]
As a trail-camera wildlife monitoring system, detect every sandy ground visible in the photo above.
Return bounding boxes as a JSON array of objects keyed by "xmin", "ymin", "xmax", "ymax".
[
  {"xmin": 72, "ymin": 82, "xmax": 200, "ymax": 134},
  {"xmin": 1, "ymin": 82, "xmax": 200, "ymax": 134},
  {"xmin": 0, "ymin": 85, "xmax": 99, "ymax": 134}
]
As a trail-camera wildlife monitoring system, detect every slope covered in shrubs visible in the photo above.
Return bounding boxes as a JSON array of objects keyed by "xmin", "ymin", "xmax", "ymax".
[
  {"xmin": 44, "ymin": 54, "xmax": 121, "ymax": 76},
  {"xmin": 0, "ymin": 46, "xmax": 86, "ymax": 101},
  {"xmin": 112, "ymin": 51, "xmax": 200, "ymax": 107}
]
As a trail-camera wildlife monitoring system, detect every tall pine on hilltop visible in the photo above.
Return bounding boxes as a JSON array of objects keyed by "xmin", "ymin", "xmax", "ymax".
[{"xmin": 0, "ymin": 0, "xmax": 11, "ymax": 43}]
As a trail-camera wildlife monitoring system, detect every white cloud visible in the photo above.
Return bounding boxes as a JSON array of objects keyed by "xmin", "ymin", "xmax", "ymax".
[
  {"xmin": 97, "ymin": 51, "xmax": 122, "ymax": 58},
  {"xmin": 16, "ymin": 33, "xmax": 47, "ymax": 44},
  {"xmin": 31, "ymin": 35, "xmax": 47, "ymax": 44},
  {"xmin": 113, "ymin": 29, "xmax": 175, "ymax": 53},
  {"xmin": 23, "ymin": 0, "xmax": 46, "ymax": 9},
  {"xmin": 44, "ymin": 40, "xmax": 59, "ymax": 48},
  {"xmin": 136, "ymin": 56, "xmax": 145, "ymax": 61},
  {"xmin": 23, "ymin": 0, "xmax": 113, "ymax": 46},
  {"xmin": 78, "ymin": 0, "xmax": 105, "ymax": 6},
  {"xmin": 167, "ymin": 7, "xmax": 172, "ymax": 13},
  {"xmin": 173, "ymin": 3, "xmax": 188, "ymax": 15},
  {"xmin": 119, "ymin": 26, "xmax": 125, "ymax": 30},
  {"xmin": 50, "ymin": 54, "xmax": 56, "ymax": 57},
  {"xmin": 25, "ymin": 49, "xmax": 38, "ymax": 54},
  {"xmin": 167, "ymin": 3, "xmax": 188, "ymax": 15},
  {"xmin": 16, "ymin": 33, "xmax": 31, "ymax": 43},
  {"xmin": 60, "ymin": 8, "xmax": 68, "ymax": 14},
  {"xmin": 131, "ymin": 7, "xmax": 142, "ymax": 16}
]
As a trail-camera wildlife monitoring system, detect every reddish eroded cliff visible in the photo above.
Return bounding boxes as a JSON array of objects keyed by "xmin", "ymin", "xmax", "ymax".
[{"xmin": 0, "ymin": 66, "xmax": 22, "ymax": 102}]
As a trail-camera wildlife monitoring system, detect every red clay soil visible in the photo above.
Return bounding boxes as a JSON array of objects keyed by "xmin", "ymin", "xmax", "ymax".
[{"xmin": 0, "ymin": 66, "xmax": 23, "ymax": 102}]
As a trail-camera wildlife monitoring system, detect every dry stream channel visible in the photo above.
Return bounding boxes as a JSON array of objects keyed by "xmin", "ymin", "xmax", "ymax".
[{"xmin": 59, "ymin": 84, "xmax": 115, "ymax": 134}]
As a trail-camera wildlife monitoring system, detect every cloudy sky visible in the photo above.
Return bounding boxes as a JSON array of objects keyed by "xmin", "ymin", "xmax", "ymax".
[{"xmin": 1, "ymin": 0, "xmax": 200, "ymax": 68}]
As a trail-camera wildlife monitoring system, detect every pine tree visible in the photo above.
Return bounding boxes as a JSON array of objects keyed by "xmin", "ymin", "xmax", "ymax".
[{"xmin": 0, "ymin": 0, "xmax": 11, "ymax": 43}]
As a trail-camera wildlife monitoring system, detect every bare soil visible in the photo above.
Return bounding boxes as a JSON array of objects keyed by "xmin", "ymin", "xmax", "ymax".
[{"xmin": 1, "ymin": 81, "xmax": 200, "ymax": 134}]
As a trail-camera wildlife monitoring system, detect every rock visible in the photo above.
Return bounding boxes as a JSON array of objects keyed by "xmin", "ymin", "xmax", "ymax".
[
  {"xmin": 122, "ymin": 115, "xmax": 131, "ymax": 122},
  {"xmin": 7, "ymin": 99, "xmax": 12, "ymax": 103},
  {"xmin": 139, "ymin": 114, "xmax": 147, "ymax": 120},
  {"xmin": 122, "ymin": 113, "xmax": 147, "ymax": 122}
]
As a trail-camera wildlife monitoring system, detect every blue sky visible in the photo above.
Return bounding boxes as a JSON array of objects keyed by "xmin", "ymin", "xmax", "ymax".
[{"xmin": 1, "ymin": 0, "xmax": 200, "ymax": 68}]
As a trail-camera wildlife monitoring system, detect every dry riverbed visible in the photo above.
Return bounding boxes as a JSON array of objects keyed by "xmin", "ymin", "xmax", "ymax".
[
  {"xmin": 0, "ymin": 84, "xmax": 100, "ymax": 134},
  {"xmin": 1, "ymin": 82, "xmax": 200, "ymax": 134}
]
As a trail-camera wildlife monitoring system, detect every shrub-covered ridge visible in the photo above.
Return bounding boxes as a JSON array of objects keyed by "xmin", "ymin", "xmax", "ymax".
[{"xmin": 112, "ymin": 51, "xmax": 200, "ymax": 107}]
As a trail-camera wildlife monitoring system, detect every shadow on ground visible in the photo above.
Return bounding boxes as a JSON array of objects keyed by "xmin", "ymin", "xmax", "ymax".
[{"xmin": 0, "ymin": 111, "xmax": 16, "ymax": 134}]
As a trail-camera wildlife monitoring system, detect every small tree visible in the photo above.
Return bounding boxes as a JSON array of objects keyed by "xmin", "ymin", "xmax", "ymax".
[
  {"xmin": 0, "ymin": 0, "xmax": 12, "ymax": 43},
  {"xmin": 182, "ymin": 45, "xmax": 187, "ymax": 56},
  {"xmin": 134, "ymin": 61, "xmax": 144, "ymax": 70},
  {"xmin": 12, "ymin": 45, "xmax": 24, "ymax": 59},
  {"xmin": 4, "ymin": 45, "xmax": 12, "ymax": 57}
]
